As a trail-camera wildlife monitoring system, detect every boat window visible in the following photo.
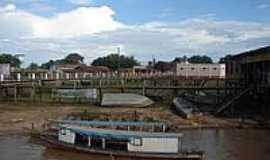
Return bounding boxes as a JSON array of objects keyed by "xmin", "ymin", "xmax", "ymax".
[
  {"xmin": 130, "ymin": 137, "xmax": 142, "ymax": 146},
  {"xmin": 60, "ymin": 129, "xmax": 66, "ymax": 135}
]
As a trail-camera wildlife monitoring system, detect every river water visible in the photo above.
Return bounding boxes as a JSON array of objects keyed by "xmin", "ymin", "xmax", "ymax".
[{"xmin": 0, "ymin": 129, "xmax": 269, "ymax": 160}]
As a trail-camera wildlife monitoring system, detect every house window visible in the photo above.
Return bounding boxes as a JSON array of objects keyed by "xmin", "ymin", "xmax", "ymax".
[
  {"xmin": 191, "ymin": 67, "xmax": 195, "ymax": 70},
  {"xmin": 130, "ymin": 137, "xmax": 142, "ymax": 146},
  {"xmin": 180, "ymin": 67, "xmax": 184, "ymax": 70},
  {"xmin": 202, "ymin": 67, "xmax": 207, "ymax": 70},
  {"xmin": 213, "ymin": 67, "xmax": 217, "ymax": 70}
]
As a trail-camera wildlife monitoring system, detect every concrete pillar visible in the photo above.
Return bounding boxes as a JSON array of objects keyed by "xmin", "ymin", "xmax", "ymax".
[
  {"xmin": 66, "ymin": 73, "xmax": 70, "ymax": 79},
  {"xmin": 17, "ymin": 73, "xmax": 21, "ymax": 81},
  {"xmin": 56, "ymin": 72, "xmax": 60, "ymax": 80},
  {"xmin": 0, "ymin": 74, "xmax": 4, "ymax": 81},
  {"xmin": 75, "ymin": 73, "xmax": 78, "ymax": 79},
  {"xmin": 32, "ymin": 73, "xmax": 36, "ymax": 80},
  {"xmin": 44, "ymin": 73, "xmax": 48, "ymax": 80}
]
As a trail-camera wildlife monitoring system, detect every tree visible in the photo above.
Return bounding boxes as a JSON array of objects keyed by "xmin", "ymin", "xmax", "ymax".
[
  {"xmin": 172, "ymin": 56, "xmax": 188, "ymax": 63},
  {"xmin": 154, "ymin": 61, "xmax": 172, "ymax": 72},
  {"xmin": 40, "ymin": 53, "xmax": 84, "ymax": 69},
  {"xmin": 0, "ymin": 53, "xmax": 21, "ymax": 67},
  {"xmin": 219, "ymin": 54, "xmax": 233, "ymax": 63},
  {"xmin": 41, "ymin": 60, "xmax": 55, "ymax": 69},
  {"xmin": 64, "ymin": 53, "xmax": 84, "ymax": 64},
  {"xmin": 28, "ymin": 63, "xmax": 39, "ymax": 70},
  {"xmin": 188, "ymin": 55, "xmax": 213, "ymax": 64},
  {"xmin": 91, "ymin": 54, "xmax": 140, "ymax": 70}
]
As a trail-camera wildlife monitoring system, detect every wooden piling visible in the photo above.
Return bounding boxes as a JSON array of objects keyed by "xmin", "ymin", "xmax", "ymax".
[{"xmin": 14, "ymin": 85, "xmax": 17, "ymax": 103}]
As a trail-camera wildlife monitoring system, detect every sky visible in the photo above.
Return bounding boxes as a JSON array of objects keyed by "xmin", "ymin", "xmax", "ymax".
[{"xmin": 0, "ymin": 0, "xmax": 270, "ymax": 65}]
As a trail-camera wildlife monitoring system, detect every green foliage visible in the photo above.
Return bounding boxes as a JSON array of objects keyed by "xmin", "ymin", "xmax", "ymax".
[
  {"xmin": 219, "ymin": 54, "xmax": 233, "ymax": 63},
  {"xmin": 154, "ymin": 61, "xmax": 172, "ymax": 72},
  {"xmin": 188, "ymin": 55, "xmax": 213, "ymax": 64},
  {"xmin": 28, "ymin": 63, "xmax": 39, "ymax": 70},
  {"xmin": 41, "ymin": 53, "xmax": 84, "ymax": 69},
  {"xmin": 64, "ymin": 53, "xmax": 84, "ymax": 64},
  {"xmin": 0, "ymin": 53, "xmax": 21, "ymax": 67},
  {"xmin": 41, "ymin": 60, "xmax": 54, "ymax": 69},
  {"xmin": 91, "ymin": 54, "xmax": 140, "ymax": 70}
]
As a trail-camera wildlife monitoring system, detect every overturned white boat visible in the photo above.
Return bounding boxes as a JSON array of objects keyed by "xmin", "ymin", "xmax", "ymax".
[
  {"xmin": 101, "ymin": 93, "xmax": 153, "ymax": 107},
  {"xmin": 173, "ymin": 97, "xmax": 193, "ymax": 119}
]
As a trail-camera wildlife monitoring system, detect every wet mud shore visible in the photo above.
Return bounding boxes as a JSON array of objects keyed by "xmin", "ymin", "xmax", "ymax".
[{"xmin": 0, "ymin": 103, "xmax": 266, "ymax": 136}]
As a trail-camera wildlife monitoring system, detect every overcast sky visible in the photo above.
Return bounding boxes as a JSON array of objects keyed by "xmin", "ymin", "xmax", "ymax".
[{"xmin": 0, "ymin": 0, "xmax": 270, "ymax": 65}]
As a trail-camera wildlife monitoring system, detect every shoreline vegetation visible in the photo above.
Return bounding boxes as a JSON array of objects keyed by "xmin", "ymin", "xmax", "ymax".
[{"xmin": 0, "ymin": 103, "xmax": 268, "ymax": 136}]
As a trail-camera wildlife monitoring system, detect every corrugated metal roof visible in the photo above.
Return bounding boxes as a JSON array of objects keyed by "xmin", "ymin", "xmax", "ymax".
[
  {"xmin": 62, "ymin": 125, "xmax": 183, "ymax": 140},
  {"xmin": 231, "ymin": 46, "xmax": 270, "ymax": 60},
  {"xmin": 54, "ymin": 120, "xmax": 165, "ymax": 127}
]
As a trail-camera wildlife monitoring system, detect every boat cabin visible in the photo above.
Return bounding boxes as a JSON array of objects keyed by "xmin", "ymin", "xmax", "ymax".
[{"xmin": 58, "ymin": 125, "xmax": 183, "ymax": 154}]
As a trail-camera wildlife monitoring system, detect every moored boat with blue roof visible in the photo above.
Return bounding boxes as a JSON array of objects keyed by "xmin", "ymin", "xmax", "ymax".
[{"xmin": 40, "ymin": 120, "xmax": 205, "ymax": 160}]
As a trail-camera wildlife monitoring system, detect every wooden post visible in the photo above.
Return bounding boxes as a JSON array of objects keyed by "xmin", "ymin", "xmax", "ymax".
[
  {"xmin": 99, "ymin": 79, "xmax": 102, "ymax": 104},
  {"xmin": 121, "ymin": 80, "xmax": 124, "ymax": 93},
  {"xmin": 102, "ymin": 138, "xmax": 106, "ymax": 149},
  {"xmin": 14, "ymin": 85, "xmax": 17, "ymax": 103},
  {"xmin": 151, "ymin": 125, "xmax": 155, "ymax": 132},
  {"xmin": 56, "ymin": 72, "xmax": 60, "ymax": 80},
  {"xmin": 39, "ymin": 87, "xmax": 42, "ymax": 103},
  {"xmin": 31, "ymin": 83, "xmax": 35, "ymax": 102},
  {"xmin": 216, "ymin": 79, "xmax": 220, "ymax": 105},
  {"xmin": 88, "ymin": 137, "xmax": 91, "ymax": 147},
  {"xmin": 162, "ymin": 125, "xmax": 166, "ymax": 132},
  {"xmin": 142, "ymin": 80, "xmax": 145, "ymax": 96}
]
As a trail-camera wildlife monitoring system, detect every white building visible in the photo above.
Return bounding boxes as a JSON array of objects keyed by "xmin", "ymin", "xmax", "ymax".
[
  {"xmin": 0, "ymin": 64, "xmax": 10, "ymax": 81},
  {"xmin": 175, "ymin": 63, "xmax": 226, "ymax": 78}
]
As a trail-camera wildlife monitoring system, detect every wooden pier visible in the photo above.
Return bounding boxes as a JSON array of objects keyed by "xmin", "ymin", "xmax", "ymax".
[{"xmin": 0, "ymin": 78, "xmax": 243, "ymax": 107}]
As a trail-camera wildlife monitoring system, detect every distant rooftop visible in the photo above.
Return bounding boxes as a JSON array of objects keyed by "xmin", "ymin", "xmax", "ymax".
[{"xmin": 231, "ymin": 46, "xmax": 270, "ymax": 60}]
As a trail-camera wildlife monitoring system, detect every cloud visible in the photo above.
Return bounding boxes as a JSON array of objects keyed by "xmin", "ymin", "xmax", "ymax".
[
  {"xmin": 0, "ymin": 4, "xmax": 269, "ymax": 64},
  {"xmin": 67, "ymin": 0, "xmax": 93, "ymax": 6},
  {"xmin": 257, "ymin": 4, "xmax": 270, "ymax": 9},
  {"xmin": 0, "ymin": 4, "xmax": 124, "ymax": 38},
  {"xmin": 0, "ymin": 3, "xmax": 16, "ymax": 12}
]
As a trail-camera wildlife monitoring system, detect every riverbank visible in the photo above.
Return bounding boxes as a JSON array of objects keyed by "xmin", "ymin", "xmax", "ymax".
[{"xmin": 0, "ymin": 103, "xmax": 265, "ymax": 135}]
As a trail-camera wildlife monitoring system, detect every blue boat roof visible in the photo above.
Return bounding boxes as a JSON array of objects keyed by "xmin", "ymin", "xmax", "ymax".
[
  {"xmin": 54, "ymin": 120, "xmax": 165, "ymax": 127},
  {"xmin": 62, "ymin": 125, "xmax": 183, "ymax": 140}
]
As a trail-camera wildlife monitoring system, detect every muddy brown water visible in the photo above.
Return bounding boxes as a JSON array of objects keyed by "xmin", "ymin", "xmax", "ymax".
[{"xmin": 0, "ymin": 129, "xmax": 269, "ymax": 160}]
